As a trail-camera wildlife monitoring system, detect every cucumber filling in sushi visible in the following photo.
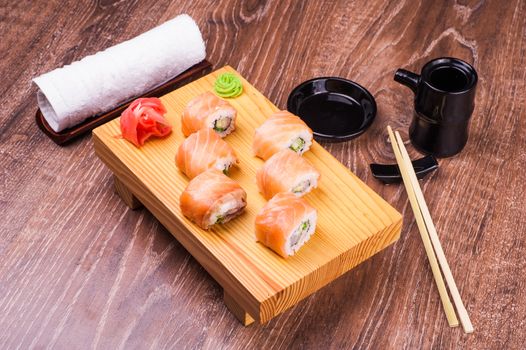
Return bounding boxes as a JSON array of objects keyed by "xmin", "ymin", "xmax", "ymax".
[
  {"xmin": 286, "ymin": 214, "xmax": 317, "ymax": 255},
  {"xmin": 213, "ymin": 156, "xmax": 237, "ymax": 175},
  {"xmin": 208, "ymin": 197, "xmax": 246, "ymax": 226},
  {"xmin": 208, "ymin": 109, "xmax": 236, "ymax": 137},
  {"xmin": 289, "ymin": 172, "xmax": 318, "ymax": 197},
  {"xmin": 289, "ymin": 137, "xmax": 306, "ymax": 152},
  {"xmin": 213, "ymin": 115, "xmax": 232, "ymax": 132},
  {"xmin": 290, "ymin": 221, "xmax": 310, "ymax": 247},
  {"xmin": 291, "ymin": 180, "xmax": 311, "ymax": 194},
  {"xmin": 286, "ymin": 131, "xmax": 312, "ymax": 155}
]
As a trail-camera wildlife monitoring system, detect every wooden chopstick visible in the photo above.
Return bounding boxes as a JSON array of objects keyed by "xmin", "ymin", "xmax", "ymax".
[
  {"xmin": 393, "ymin": 130, "xmax": 474, "ymax": 334},
  {"xmin": 387, "ymin": 126, "xmax": 459, "ymax": 328}
]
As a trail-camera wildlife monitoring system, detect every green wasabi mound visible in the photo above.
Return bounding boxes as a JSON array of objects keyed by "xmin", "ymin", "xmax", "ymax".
[{"xmin": 214, "ymin": 73, "xmax": 243, "ymax": 98}]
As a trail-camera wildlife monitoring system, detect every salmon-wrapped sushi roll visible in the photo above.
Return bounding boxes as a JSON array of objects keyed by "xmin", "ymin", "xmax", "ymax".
[
  {"xmin": 255, "ymin": 192, "xmax": 317, "ymax": 258},
  {"xmin": 256, "ymin": 149, "xmax": 320, "ymax": 200},
  {"xmin": 176, "ymin": 128, "xmax": 238, "ymax": 179},
  {"xmin": 180, "ymin": 170, "xmax": 247, "ymax": 230},
  {"xmin": 182, "ymin": 91, "xmax": 237, "ymax": 137},
  {"xmin": 253, "ymin": 110, "xmax": 313, "ymax": 160}
]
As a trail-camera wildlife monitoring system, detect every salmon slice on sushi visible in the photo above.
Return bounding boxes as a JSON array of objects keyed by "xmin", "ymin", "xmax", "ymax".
[
  {"xmin": 182, "ymin": 91, "xmax": 237, "ymax": 137},
  {"xmin": 256, "ymin": 149, "xmax": 320, "ymax": 200},
  {"xmin": 176, "ymin": 128, "xmax": 238, "ymax": 179},
  {"xmin": 255, "ymin": 192, "xmax": 317, "ymax": 258},
  {"xmin": 253, "ymin": 110, "xmax": 313, "ymax": 160},
  {"xmin": 180, "ymin": 169, "xmax": 247, "ymax": 230}
]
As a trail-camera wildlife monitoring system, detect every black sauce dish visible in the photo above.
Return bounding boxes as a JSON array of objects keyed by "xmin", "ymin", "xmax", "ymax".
[{"xmin": 287, "ymin": 77, "xmax": 377, "ymax": 142}]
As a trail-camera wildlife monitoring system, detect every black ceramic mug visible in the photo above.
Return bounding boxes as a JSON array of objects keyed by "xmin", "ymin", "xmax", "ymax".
[{"xmin": 394, "ymin": 57, "xmax": 478, "ymax": 157}]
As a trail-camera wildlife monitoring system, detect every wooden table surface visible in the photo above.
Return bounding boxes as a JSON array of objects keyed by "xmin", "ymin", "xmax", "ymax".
[{"xmin": 1, "ymin": 1, "xmax": 524, "ymax": 349}]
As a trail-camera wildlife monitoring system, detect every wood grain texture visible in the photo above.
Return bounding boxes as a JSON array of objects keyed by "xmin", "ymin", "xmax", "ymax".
[
  {"xmin": 113, "ymin": 175, "xmax": 142, "ymax": 210},
  {"xmin": 0, "ymin": 0, "xmax": 525, "ymax": 348},
  {"xmin": 93, "ymin": 66, "xmax": 402, "ymax": 324},
  {"xmin": 224, "ymin": 290, "xmax": 255, "ymax": 326}
]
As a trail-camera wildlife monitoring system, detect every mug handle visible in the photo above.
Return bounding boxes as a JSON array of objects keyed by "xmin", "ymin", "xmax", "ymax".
[{"xmin": 394, "ymin": 69, "xmax": 420, "ymax": 94}]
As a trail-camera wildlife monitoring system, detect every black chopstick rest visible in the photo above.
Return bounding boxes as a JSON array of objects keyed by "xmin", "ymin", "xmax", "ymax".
[{"xmin": 370, "ymin": 155, "xmax": 438, "ymax": 184}]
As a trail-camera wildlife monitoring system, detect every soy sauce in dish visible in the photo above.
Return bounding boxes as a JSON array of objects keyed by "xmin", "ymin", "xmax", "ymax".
[
  {"xmin": 298, "ymin": 93, "xmax": 365, "ymax": 137},
  {"xmin": 287, "ymin": 76, "xmax": 377, "ymax": 142}
]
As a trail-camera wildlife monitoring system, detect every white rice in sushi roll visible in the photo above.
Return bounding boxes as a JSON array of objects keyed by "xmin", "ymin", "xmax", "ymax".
[
  {"xmin": 205, "ymin": 108, "xmax": 236, "ymax": 137},
  {"xmin": 253, "ymin": 110, "xmax": 314, "ymax": 160},
  {"xmin": 283, "ymin": 210, "xmax": 318, "ymax": 256},
  {"xmin": 256, "ymin": 149, "xmax": 321, "ymax": 200},
  {"xmin": 285, "ymin": 129, "xmax": 313, "ymax": 155},
  {"xmin": 255, "ymin": 192, "xmax": 317, "ymax": 258}
]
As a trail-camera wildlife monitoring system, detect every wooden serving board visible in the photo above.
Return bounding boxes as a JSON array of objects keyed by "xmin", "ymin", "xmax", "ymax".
[{"xmin": 92, "ymin": 66, "xmax": 402, "ymax": 325}]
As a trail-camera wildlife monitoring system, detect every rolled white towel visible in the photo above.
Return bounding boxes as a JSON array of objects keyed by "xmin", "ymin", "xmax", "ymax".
[{"xmin": 33, "ymin": 14, "xmax": 206, "ymax": 132}]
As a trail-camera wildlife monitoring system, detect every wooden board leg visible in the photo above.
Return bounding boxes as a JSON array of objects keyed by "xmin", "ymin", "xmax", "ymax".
[
  {"xmin": 224, "ymin": 290, "xmax": 255, "ymax": 326},
  {"xmin": 113, "ymin": 175, "xmax": 142, "ymax": 209}
]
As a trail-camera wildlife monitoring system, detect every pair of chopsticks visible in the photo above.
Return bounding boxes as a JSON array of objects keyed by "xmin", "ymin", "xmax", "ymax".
[{"xmin": 387, "ymin": 126, "xmax": 473, "ymax": 333}]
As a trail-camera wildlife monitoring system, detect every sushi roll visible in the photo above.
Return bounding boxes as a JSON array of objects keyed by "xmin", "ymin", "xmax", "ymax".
[
  {"xmin": 182, "ymin": 91, "xmax": 237, "ymax": 137},
  {"xmin": 176, "ymin": 128, "xmax": 238, "ymax": 179},
  {"xmin": 180, "ymin": 169, "xmax": 247, "ymax": 230},
  {"xmin": 253, "ymin": 110, "xmax": 313, "ymax": 160},
  {"xmin": 256, "ymin": 149, "xmax": 320, "ymax": 200},
  {"xmin": 255, "ymin": 192, "xmax": 317, "ymax": 258}
]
